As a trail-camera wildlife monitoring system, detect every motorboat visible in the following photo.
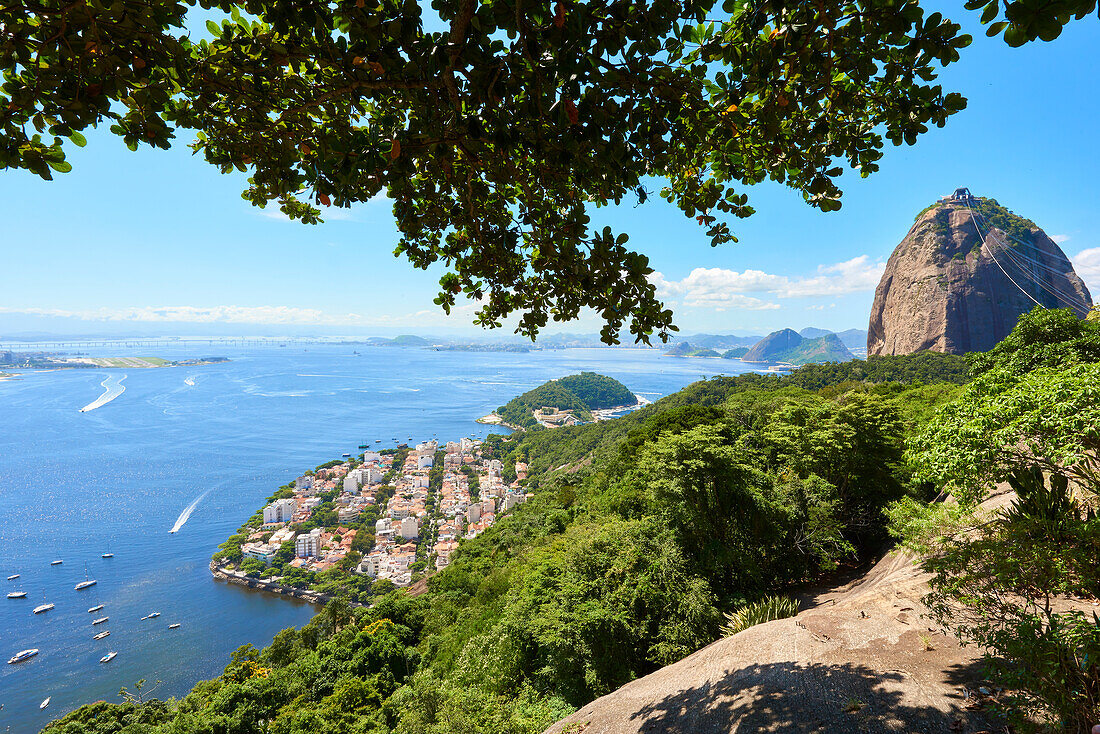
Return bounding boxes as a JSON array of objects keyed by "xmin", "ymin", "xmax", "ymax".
[
  {"xmin": 92, "ymin": 617, "xmax": 108, "ymax": 625},
  {"xmin": 50, "ymin": 560, "xmax": 63, "ymax": 566},
  {"xmin": 99, "ymin": 652, "xmax": 117, "ymax": 664},
  {"xmin": 168, "ymin": 623, "xmax": 181, "ymax": 629},
  {"xmin": 40, "ymin": 697, "xmax": 51, "ymax": 709},
  {"xmin": 141, "ymin": 612, "xmax": 160, "ymax": 620},
  {"xmin": 101, "ymin": 552, "xmax": 114, "ymax": 558},
  {"xmin": 88, "ymin": 604, "xmax": 104, "ymax": 613},
  {"xmin": 7, "ymin": 591, "xmax": 26, "ymax": 599},
  {"xmin": 93, "ymin": 631, "xmax": 110, "ymax": 640},
  {"xmin": 33, "ymin": 603, "xmax": 55, "ymax": 614},
  {"xmin": 7, "ymin": 574, "xmax": 19, "ymax": 580},
  {"xmin": 7, "ymin": 649, "xmax": 38, "ymax": 664}
]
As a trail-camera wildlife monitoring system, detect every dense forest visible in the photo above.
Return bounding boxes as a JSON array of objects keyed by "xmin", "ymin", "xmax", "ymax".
[
  {"xmin": 495, "ymin": 372, "xmax": 637, "ymax": 429},
  {"xmin": 43, "ymin": 318, "xmax": 1100, "ymax": 733}
]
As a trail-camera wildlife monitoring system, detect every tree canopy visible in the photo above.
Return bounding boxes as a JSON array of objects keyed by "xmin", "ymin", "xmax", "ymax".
[{"xmin": 2, "ymin": 0, "xmax": 1089, "ymax": 341}]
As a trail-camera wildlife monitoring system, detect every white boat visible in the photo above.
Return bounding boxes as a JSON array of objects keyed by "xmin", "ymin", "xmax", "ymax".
[
  {"xmin": 33, "ymin": 603, "xmax": 55, "ymax": 614},
  {"xmin": 101, "ymin": 553, "xmax": 114, "ymax": 558},
  {"xmin": 7, "ymin": 574, "xmax": 19, "ymax": 580},
  {"xmin": 40, "ymin": 697, "xmax": 51, "ymax": 709},
  {"xmin": 92, "ymin": 616, "xmax": 108, "ymax": 625},
  {"xmin": 7, "ymin": 648, "xmax": 38, "ymax": 664},
  {"xmin": 88, "ymin": 604, "xmax": 104, "ymax": 613},
  {"xmin": 141, "ymin": 612, "xmax": 160, "ymax": 620},
  {"xmin": 7, "ymin": 591, "xmax": 26, "ymax": 599},
  {"xmin": 75, "ymin": 563, "xmax": 97, "ymax": 590},
  {"xmin": 99, "ymin": 652, "xmax": 117, "ymax": 664},
  {"xmin": 93, "ymin": 631, "xmax": 110, "ymax": 640},
  {"xmin": 168, "ymin": 623, "xmax": 181, "ymax": 629},
  {"xmin": 50, "ymin": 560, "xmax": 62, "ymax": 566}
]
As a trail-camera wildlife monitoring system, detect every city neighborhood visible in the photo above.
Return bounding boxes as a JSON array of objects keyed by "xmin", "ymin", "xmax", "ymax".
[{"xmin": 221, "ymin": 435, "xmax": 532, "ymax": 593}]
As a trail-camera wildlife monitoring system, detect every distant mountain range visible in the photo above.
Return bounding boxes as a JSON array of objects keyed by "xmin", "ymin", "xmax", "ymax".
[{"xmin": 665, "ymin": 327, "xmax": 867, "ymax": 365}]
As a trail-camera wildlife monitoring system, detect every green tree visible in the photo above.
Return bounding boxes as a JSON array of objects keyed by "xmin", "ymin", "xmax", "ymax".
[{"xmin": 15, "ymin": 0, "xmax": 1073, "ymax": 341}]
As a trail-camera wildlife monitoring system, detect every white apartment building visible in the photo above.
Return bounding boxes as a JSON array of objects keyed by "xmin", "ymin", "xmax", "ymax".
[
  {"xmin": 344, "ymin": 472, "xmax": 360, "ymax": 494},
  {"xmin": 262, "ymin": 498, "xmax": 297, "ymax": 524},
  {"xmin": 417, "ymin": 453, "xmax": 433, "ymax": 470},
  {"xmin": 241, "ymin": 542, "xmax": 278, "ymax": 565},
  {"xmin": 363, "ymin": 465, "xmax": 385, "ymax": 485},
  {"xmin": 338, "ymin": 506, "xmax": 361, "ymax": 524}
]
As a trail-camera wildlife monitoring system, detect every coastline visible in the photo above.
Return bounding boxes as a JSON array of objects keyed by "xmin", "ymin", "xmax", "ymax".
[
  {"xmin": 475, "ymin": 413, "xmax": 522, "ymax": 431},
  {"xmin": 210, "ymin": 561, "xmax": 338, "ymax": 605}
]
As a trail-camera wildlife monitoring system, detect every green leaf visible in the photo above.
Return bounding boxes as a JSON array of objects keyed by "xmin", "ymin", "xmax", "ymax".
[
  {"xmin": 206, "ymin": 19, "xmax": 221, "ymax": 36},
  {"xmin": 46, "ymin": 159, "xmax": 72, "ymax": 173},
  {"xmin": 69, "ymin": 131, "xmax": 87, "ymax": 147}
]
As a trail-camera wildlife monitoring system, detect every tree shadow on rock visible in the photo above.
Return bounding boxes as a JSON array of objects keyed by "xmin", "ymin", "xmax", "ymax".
[{"xmin": 627, "ymin": 659, "xmax": 996, "ymax": 733}]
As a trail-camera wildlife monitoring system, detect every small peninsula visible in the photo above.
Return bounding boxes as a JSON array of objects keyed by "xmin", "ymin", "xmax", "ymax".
[
  {"xmin": 211, "ymin": 434, "xmax": 534, "ymax": 603},
  {"xmin": 481, "ymin": 372, "xmax": 640, "ymax": 430}
]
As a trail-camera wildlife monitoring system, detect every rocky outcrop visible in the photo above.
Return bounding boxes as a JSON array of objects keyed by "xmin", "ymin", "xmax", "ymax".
[
  {"xmin": 868, "ymin": 198, "xmax": 1092, "ymax": 356},
  {"xmin": 544, "ymin": 491, "xmax": 1023, "ymax": 734},
  {"xmin": 545, "ymin": 548, "xmax": 999, "ymax": 734}
]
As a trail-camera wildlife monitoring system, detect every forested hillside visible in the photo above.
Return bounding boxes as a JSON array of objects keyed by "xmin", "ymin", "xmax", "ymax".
[
  {"xmin": 495, "ymin": 372, "xmax": 636, "ymax": 429},
  {"xmin": 46, "ymin": 349, "xmax": 974, "ymax": 734}
]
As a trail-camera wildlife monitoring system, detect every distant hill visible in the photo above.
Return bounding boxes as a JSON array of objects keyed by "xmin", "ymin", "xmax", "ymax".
[
  {"xmin": 836, "ymin": 328, "xmax": 868, "ymax": 352},
  {"xmin": 665, "ymin": 342, "xmax": 721, "ymax": 358},
  {"xmin": 721, "ymin": 347, "xmax": 750, "ymax": 359},
  {"xmin": 496, "ymin": 372, "xmax": 637, "ymax": 429},
  {"xmin": 742, "ymin": 329, "xmax": 803, "ymax": 362},
  {"xmin": 688, "ymin": 334, "xmax": 762, "ymax": 349},
  {"xmin": 388, "ymin": 335, "xmax": 430, "ymax": 346},
  {"xmin": 743, "ymin": 329, "xmax": 853, "ymax": 365},
  {"xmin": 798, "ymin": 327, "xmax": 832, "ymax": 339}
]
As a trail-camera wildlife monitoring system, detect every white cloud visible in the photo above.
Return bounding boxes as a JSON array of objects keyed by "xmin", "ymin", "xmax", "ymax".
[
  {"xmin": 0, "ymin": 305, "xmax": 364, "ymax": 325},
  {"xmin": 650, "ymin": 255, "xmax": 885, "ymax": 312},
  {"xmin": 1071, "ymin": 247, "xmax": 1100, "ymax": 295},
  {"xmin": 0, "ymin": 301, "xmax": 489, "ymax": 329},
  {"xmin": 1050, "ymin": 234, "xmax": 1070, "ymax": 244}
]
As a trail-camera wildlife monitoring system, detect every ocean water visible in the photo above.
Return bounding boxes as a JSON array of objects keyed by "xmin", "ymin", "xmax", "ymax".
[{"xmin": 0, "ymin": 344, "xmax": 761, "ymax": 731}]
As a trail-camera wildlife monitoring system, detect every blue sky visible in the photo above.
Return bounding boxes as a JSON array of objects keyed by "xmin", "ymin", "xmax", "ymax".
[{"xmin": 1, "ymin": 6, "xmax": 1097, "ymax": 339}]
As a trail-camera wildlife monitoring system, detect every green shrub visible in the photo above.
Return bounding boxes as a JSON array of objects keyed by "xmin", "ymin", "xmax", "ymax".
[{"xmin": 721, "ymin": 595, "xmax": 800, "ymax": 636}]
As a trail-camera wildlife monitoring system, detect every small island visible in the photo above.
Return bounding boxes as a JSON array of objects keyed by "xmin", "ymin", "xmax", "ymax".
[{"xmin": 480, "ymin": 372, "xmax": 641, "ymax": 430}]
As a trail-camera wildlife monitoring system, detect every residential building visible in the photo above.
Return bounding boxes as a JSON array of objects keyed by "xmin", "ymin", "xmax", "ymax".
[
  {"xmin": 295, "ymin": 527, "xmax": 323, "ymax": 558},
  {"xmin": 262, "ymin": 498, "xmax": 297, "ymax": 524},
  {"xmin": 399, "ymin": 516, "xmax": 419, "ymax": 540}
]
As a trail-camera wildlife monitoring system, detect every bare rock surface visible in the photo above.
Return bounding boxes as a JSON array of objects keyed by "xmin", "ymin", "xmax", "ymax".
[
  {"xmin": 545, "ymin": 549, "xmax": 998, "ymax": 734},
  {"xmin": 867, "ymin": 199, "xmax": 1091, "ymax": 356}
]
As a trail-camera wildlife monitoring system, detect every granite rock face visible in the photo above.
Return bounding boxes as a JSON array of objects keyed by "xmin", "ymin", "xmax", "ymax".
[{"xmin": 868, "ymin": 200, "xmax": 1092, "ymax": 356}]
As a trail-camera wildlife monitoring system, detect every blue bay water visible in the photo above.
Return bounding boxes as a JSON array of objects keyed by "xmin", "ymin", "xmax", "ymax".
[{"xmin": 0, "ymin": 345, "xmax": 761, "ymax": 731}]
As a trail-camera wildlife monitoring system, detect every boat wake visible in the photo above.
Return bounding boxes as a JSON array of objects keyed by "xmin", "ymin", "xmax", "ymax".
[
  {"xmin": 184, "ymin": 376, "xmax": 196, "ymax": 387},
  {"xmin": 79, "ymin": 374, "xmax": 127, "ymax": 413},
  {"xmin": 170, "ymin": 490, "xmax": 210, "ymax": 533}
]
